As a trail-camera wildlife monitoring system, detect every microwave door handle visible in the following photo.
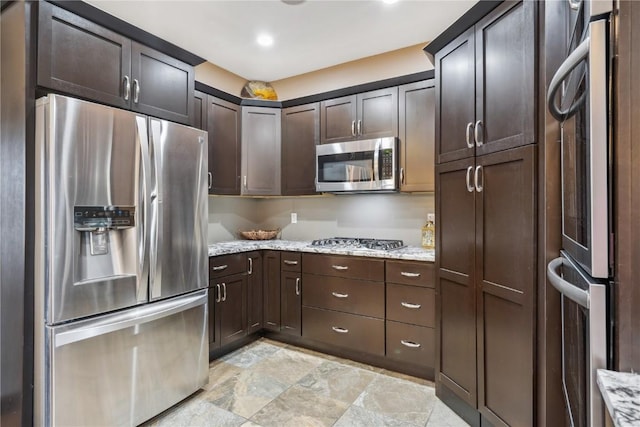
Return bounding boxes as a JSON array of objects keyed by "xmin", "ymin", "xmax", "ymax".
[
  {"xmin": 547, "ymin": 35, "xmax": 590, "ymax": 122},
  {"xmin": 373, "ymin": 139, "xmax": 381, "ymax": 184},
  {"xmin": 547, "ymin": 257, "xmax": 589, "ymax": 308}
]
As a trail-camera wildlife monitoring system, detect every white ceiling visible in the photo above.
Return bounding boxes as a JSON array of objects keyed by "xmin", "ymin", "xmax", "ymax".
[{"xmin": 84, "ymin": 0, "xmax": 476, "ymax": 82}]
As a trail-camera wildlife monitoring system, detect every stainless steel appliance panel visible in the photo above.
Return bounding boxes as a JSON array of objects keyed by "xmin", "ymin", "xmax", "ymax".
[
  {"xmin": 39, "ymin": 95, "xmax": 147, "ymax": 324},
  {"xmin": 47, "ymin": 290, "xmax": 208, "ymax": 426},
  {"xmin": 148, "ymin": 118, "xmax": 208, "ymax": 300}
]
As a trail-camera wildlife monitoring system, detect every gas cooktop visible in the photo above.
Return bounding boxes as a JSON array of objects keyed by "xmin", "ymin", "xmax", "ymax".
[{"xmin": 310, "ymin": 237, "xmax": 405, "ymax": 251}]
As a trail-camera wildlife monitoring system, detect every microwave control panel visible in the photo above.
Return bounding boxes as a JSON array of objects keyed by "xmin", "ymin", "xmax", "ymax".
[{"xmin": 381, "ymin": 149, "xmax": 394, "ymax": 180}]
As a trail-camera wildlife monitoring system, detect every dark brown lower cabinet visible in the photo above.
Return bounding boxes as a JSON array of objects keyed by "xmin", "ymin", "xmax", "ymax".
[
  {"xmin": 280, "ymin": 271, "xmax": 301, "ymax": 336},
  {"xmin": 436, "ymin": 145, "xmax": 535, "ymax": 427},
  {"xmin": 210, "ymin": 273, "xmax": 248, "ymax": 349},
  {"xmin": 385, "ymin": 320, "xmax": 434, "ymax": 367},
  {"xmin": 263, "ymin": 251, "xmax": 281, "ymax": 331},
  {"xmin": 302, "ymin": 306, "xmax": 384, "ymax": 356},
  {"xmin": 247, "ymin": 252, "xmax": 263, "ymax": 334}
]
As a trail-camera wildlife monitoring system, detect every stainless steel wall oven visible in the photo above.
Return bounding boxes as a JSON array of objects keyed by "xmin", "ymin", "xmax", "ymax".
[{"xmin": 546, "ymin": 1, "xmax": 613, "ymax": 426}]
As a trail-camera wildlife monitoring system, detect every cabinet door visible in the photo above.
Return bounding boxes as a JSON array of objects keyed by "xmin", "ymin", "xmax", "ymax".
[
  {"xmin": 320, "ymin": 95, "xmax": 357, "ymax": 144},
  {"xmin": 131, "ymin": 41, "xmax": 194, "ymax": 125},
  {"xmin": 241, "ymin": 107, "xmax": 282, "ymax": 195},
  {"xmin": 476, "ymin": 146, "xmax": 535, "ymax": 427},
  {"xmin": 193, "ymin": 90, "xmax": 207, "ymax": 131},
  {"xmin": 281, "ymin": 103, "xmax": 319, "ymax": 195},
  {"xmin": 357, "ymin": 87, "xmax": 398, "ymax": 140},
  {"xmin": 399, "ymin": 80, "xmax": 435, "ymax": 192},
  {"xmin": 435, "ymin": 158, "xmax": 477, "ymax": 407},
  {"xmin": 435, "ymin": 27, "xmax": 476, "ymax": 164},
  {"xmin": 207, "ymin": 96, "xmax": 241, "ymax": 195},
  {"xmin": 475, "ymin": 1, "xmax": 535, "ymax": 156},
  {"xmin": 281, "ymin": 271, "xmax": 302, "ymax": 336},
  {"xmin": 247, "ymin": 252, "xmax": 263, "ymax": 334},
  {"xmin": 218, "ymin": 274, "xmax": 248, "ymax": 347},
  {"xmin": 263, "ymin": 251, "xmax": 281, "ymax": 331},
  {"xmin": 209, "ymin": 283, "xmax": 220, "ymax": 350},
  {"xmin": 37, "ymin": 2, "xmax": 131, "ymax": 109}
]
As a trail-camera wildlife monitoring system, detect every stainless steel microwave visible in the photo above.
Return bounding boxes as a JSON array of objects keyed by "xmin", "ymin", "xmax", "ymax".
[{"xmin": 315, "ymin": 137, "xmax": 398, "ymax": 193}]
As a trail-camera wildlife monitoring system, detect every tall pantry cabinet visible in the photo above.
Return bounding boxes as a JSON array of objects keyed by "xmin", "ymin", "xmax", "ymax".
[{"xmin": 432, "ymin": 1, "xmax": 537, "ymax": 426}]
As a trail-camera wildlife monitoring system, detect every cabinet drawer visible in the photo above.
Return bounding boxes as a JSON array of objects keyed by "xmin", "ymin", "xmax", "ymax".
[
  {"xmin": 386, "ymin": 320, "xmax": 434, "ymax": 367},
  {"xmin": 302, "ymin": 253, "xmax": 384, "ymax": 281},
  {"xmin": 281, "ymin": 252, "xmax": 302, "ymax": 272},
  {"xmin": 385, "ymin": 260, "xmax": 434, "ymax": 288},
  {"xmin": 386, "ymin": 283, "xmax": 435, "ymax": 327},
  {"xmin": 302, "ymin": 274, "xmax": 384, "ymax": 318},
  {"xmin": 209, "ymin": 254, "xmax": 246, "ymax": 279},
  {"xmin": 302, "ymin": 307, "xmax": 384, "ymax": 356}
]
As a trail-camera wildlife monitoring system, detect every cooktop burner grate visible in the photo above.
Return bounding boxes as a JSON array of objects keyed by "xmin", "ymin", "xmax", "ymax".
[{"xmin": 311, "ymin": 237, "xmax": 405, "ymax": 251}]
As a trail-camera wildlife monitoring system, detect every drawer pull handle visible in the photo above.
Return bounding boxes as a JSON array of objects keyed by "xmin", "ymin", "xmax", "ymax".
[
  {"xmin": 284, "ymin": 260, "xmax": 299, "ymax": 265},
  {"xmin": 331, "ymin": 292, "xmax": 349, "ymax": 298},
  {"xmin": 332, "ymin": 265, "xmax": 349, "ymax": 271},
  {"xmin": 401, "ymin": 302, "xmax": 421, "ymax": 309},
  {"xmin": 400, "ymin": 272, "xmax": 421, "ymax": 278},
  {"xmin": 332, "ymin": 326, "xmax": 349, "ymax": 334},
  {"xmin": 295, "ymin": 277, "xmax": 301, "ymax": 296},
  {"xmin": 401, "ymin": 340, "xmax": 421, "ymax": 349},
  {"xmin": 212, "ymin": 264, "xmax": 228, "ymax": 271}
]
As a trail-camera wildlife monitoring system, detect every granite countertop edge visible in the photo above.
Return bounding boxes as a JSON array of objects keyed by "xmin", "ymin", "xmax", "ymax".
[
  {"xmin": 207, "ymin": 240, "xmax": 435, "ymax": 262},
  {"xmin": 597, "ymin": 369, "xmax": 640, "ymax": 427}
]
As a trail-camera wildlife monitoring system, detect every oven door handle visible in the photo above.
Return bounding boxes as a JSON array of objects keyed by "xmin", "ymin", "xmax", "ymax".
[
  {"xmin": 547, "ymin": 257, "xmax": 589, "ymax": 308},
  {"xmin": 547, "ymin": 35, "xmax": 590, "ymax": 122}
]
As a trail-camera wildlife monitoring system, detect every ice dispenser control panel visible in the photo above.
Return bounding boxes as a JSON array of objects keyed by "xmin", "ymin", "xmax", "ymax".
[{"xmin": 74, "ymin": 206, "xmax": 135, "ymax": 231}]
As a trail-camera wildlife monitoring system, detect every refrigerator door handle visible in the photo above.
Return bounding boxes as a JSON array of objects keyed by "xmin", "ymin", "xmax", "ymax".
[
  {"xmin": 54, "ymin": 291, "xmax": 207, "ymax": 348},
  {"xmin": 135, "ymin": 116, "xmax": 151, "ymax": 303},
  {"xmin": 149, "ymin": 119, "xmax": 163, "ymax": 298},
  {"xmin": 547, "ymin": 257, "xmax": 590, "ymax": 308}
]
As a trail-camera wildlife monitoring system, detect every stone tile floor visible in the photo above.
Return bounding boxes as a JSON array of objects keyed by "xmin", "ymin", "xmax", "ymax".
[{"xmin": 142, "ymin": 338, "xmax": 469, "ymax": 427}]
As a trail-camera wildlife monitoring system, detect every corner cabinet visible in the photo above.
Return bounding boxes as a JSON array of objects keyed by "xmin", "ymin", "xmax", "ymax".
[
  {"xmin": 38, "ymin": 2, "xmax": 194, "ymax": 125},
  {"xmin": 398, "ymin": 80, "xmax": 435, "ymax": 192},
  {"xmin": 247, "ymin": 252, "xmax": 263, "ymax": 334},
  {"xmin": 320, "ymin": 87, "xmax": 398, "ymax": 144},
  {"xmin": 241, "ymin": 106, "xmax": 282, "ymax": 195},
  {"xmin": 281, "ymin": 103, "xmax": 319, "ymax": 195},
  {"xmin": 434, "ymin": 2, "xmax": 537, "ymax": 427}
]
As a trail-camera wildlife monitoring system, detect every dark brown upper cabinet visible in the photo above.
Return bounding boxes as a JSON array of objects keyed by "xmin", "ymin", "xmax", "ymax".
[
  {"xmin": 207, "ymin": 96, "xmax": 241, "ymax": 195},
  {"xmin": 320, "ymin": 87, "xmax": 398, "ymax": 144},
  {"xmin": 398, "ymin": 80, "xmax": 435, "ymax": 192},
  {"xmin": 435, "ymin": 0, "xmax": 535, "ymax": 164},
  {"xmin": 281, "ymin": 103, "xmax": 319, "ymax": 196},
  {"xmin": 38, "ymin": 2, "xmax": 194, "ymax": 125},
  {"xmin": 193, "ymin": 90, "xmax": 206, "ymax": 131},
  {"xmin": 241, "ymin": 106, "xmax": 282, "ymax": 196}
]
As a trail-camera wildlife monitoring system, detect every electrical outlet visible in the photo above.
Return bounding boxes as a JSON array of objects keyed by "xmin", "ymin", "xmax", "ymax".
[{"xmin": 291, "ymin": 212, "xmax": 297, "ymax": 224}]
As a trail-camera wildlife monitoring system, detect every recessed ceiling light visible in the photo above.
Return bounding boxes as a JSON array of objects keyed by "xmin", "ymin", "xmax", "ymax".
[
  {"xmin": 257, "ymin": 34, "xmax": 274, "ymax": 47},
  {"xmin": 382, "ymin": 0, "xmax": 399, "ymax": 4}
]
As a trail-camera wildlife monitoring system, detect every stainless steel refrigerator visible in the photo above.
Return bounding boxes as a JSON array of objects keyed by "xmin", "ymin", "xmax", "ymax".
[{"xmin": 34, "ymin": 94, "xmax": 209, "ymax": 426}]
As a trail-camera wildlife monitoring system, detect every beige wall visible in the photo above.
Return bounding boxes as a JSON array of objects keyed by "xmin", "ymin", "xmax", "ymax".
[
  {"xmin": 195, "ymin": 62, "xmax": 246, "ymax": 96},
  {"xmin": 272, "ymin": 43, "xmax": 433, "ymax": 100},
  {"xmin": 195, "ymin": 43, "xmax": 433, "ymax": 100}
]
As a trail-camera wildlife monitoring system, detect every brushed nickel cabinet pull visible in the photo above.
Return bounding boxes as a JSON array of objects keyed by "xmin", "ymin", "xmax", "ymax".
[
  {"xmin": 466, "ymin": 166, "xmax": 474, "ymax": 193},
  {"xmin": 215, "ymin": 284, "xmax": 221, "ymax": 303},
  {"xmin": 123, "ymin": 76, "xmax": 130, "ymax": 101},
  {"xmin": 351, "ymin": 120, "xmax": 356, "ymax": 137},
  {"xmin": 401, "ymin": 340, "xmax": 421, "ymax": 348},
  {"xmin": 331, "ymin": 292, "xmax": 349, "ymax": 298},
  {"xmin": 357, "ymin": 119, "xmax": 362, "ymax": 135},
  {"xmin": 248, "ymin": 257, "xmax": 253, "ymax": 275},
  {"xmin": 295, "ymin": 277, "xmax": 301, "ymax": 296},
  {"xmin": 474, "ymin": 165, "xmax": 483, "ymax": 193},
  {"xmin": 332, "ymin": 265, "xmax": 349, "ymax": 271},
  {"xmin": 133, "ymin": 79, "xmax": 140, "ymax": 103},
  {"xmin": 222, "ymin": 283, "xmax": 227, "ymax": 302},
  {"xmin": 283, "ymin": 260, "xmax": 298, "ymax": 265},
  {"xmin": 401, "ymin": 302, "xmax": 421, "ymax": 309},
  {"xmin": 465, "ymin": 122, "xmax": 474, "ymax": 149},
  {"xmin": 332, "ymin": 326, "xmax": 349, "ymax": 334},
  {"xmin": 400, "ymin": 271, "xmax": 420, "ymax": 278},
  {"xmin": 208, "ymin": 172, "xmax": 212, "ymax": 190},
  {"xmin": 212, "ymin": 264, "xmax": 228, "ymax": 271},
  {"xmin": 474, "ymin": 120, "xmax": 483, "ymax": 146}
]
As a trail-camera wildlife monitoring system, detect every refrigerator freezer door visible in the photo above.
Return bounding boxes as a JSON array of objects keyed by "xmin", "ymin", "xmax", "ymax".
[
  {"xmin": 149, "ymin": 118, "xmax": 208, "ymax": 300},
  {"xmin": 39, "ymin": 95, "xmax": 149, "ymax": 324},
  {"xmin": 46, "ymin": 289, "xmax": 208, "ymax": 426}
]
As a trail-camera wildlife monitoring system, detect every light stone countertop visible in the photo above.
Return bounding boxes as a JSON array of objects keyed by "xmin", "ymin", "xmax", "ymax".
[
  {"xmin": 597, "ymin": 369, "xmax": 640, "ymax": 427},
  {"xmin": 208, "ymin": 240, "xmax": 435, "ymax": 262}
]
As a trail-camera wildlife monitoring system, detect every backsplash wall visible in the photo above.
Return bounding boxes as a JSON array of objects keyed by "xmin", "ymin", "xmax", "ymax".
[{"xmin": 208, "ymin": 193, "xmax": 434, "ymax": 247}]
